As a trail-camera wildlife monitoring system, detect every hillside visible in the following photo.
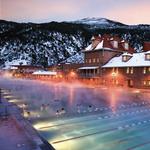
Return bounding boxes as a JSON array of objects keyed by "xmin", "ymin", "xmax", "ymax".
[{"xmin": 0, "ymin": 18, "xmax": 150, "ymax": 68}]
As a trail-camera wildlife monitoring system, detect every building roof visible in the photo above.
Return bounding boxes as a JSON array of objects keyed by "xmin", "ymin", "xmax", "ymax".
[
  {"xmin": 32, "ymin": 70, "xmax": 57, "ymax": 75},
  {"xmin": 122, "ymin": 52, "xmax": 133, "ymax": 57},
  {"xmin": 102, "ymin": 51, "xmax": 150, "ymax": 68},
  {"xmin": 145, "ymin": 51, "xmax": 150, "ymax": 54},
  {"xmin": 78, "ymin": 66, "xmax": 99, "ymax": 70},
  {"xmin": 95, "ymin": 40, "xmax": 104, "ymax": 50},
  {"xmin": 85, "ymin": 44, "xmax": 93, "ymax": 51},
  {"xmin": 84, "ymin": 35, "xmax": 134, "ymax": 53}
]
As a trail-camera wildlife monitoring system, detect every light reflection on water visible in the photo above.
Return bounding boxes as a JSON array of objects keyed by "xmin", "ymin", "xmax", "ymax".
[{"xmin": 1, "ymin": 77, "xmax": 150, "ymax": 150}]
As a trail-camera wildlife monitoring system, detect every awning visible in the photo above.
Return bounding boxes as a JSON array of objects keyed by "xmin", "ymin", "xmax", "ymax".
[{"xmin": 78, "ymin": 66, "xmax": 99, "ymax": 70}]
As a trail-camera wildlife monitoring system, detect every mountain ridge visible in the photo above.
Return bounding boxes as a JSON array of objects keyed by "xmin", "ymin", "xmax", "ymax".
[{"xmin": 0, "ymin": 18, "xmax": 150, "ymax": 69}]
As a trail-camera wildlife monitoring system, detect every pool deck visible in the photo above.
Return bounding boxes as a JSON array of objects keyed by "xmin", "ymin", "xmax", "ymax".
[{"xmin": 0, "ymin": 91, "xmax": 55, "ymax": 150}]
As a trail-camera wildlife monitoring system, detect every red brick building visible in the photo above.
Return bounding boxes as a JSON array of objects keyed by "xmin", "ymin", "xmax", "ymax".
[
  {"xmin": 78, "ymin": 34, "xmax": 134, "ymax": 80},
  {"xmin": 143, "ymin": 42, "xmax": 150, "ymax": 52},
  {"xmin": 11, "ymin": 34, "xmax": 150, "ymax": 89},
  {"xmin": 102, "ymin": 51, "xmax": 150, "ymax": 88},
  {"xmin": 78, "ymin": 34, "xmax": 150, "ymax": 88}
]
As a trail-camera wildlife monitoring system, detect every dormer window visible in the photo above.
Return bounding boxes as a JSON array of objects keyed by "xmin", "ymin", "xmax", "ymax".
[
  {"xmin": 124, "ymin": 43, "xmax": 129, "ymax": 50},
  {"xmin": 113, "ymin": 41, "xmax": 118, "ymax": 48},
  {"xmin": 145, "ymin": 53, "xmax": 150, "ymax": 61},
  {"xmin": 122, "ymin": 53, "xmax": 133, "ymax": 62},
  {"xmin": 122, "ymin": 56, "xmax": 128, "ymax": 62}
]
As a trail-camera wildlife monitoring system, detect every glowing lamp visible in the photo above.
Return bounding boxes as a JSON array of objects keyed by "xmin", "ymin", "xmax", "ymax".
[
  {"xmin": 111, "ymin": 72, "xmax": 117, "ymax": 77},
  {"xmin": 70, "ymin": 71, "xmax": 76, "ymax": 77}
]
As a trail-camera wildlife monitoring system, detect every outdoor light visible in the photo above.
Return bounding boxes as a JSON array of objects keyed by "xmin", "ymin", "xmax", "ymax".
[
  {"xmin": 59, "ymin": 74, "xmax": 63, "ymax": 78},
  {"xmin": 70, "ymin": 71, "xmax": 76, "ymax": 78},
  {"xmin": 111, "ymin": 72, "xmax": 117, "ymax": 77}
]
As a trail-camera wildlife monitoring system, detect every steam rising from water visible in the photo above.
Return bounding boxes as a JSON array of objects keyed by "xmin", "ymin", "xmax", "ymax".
[{"xmin": 0, "ymin": 77, "xmax": 149, "ymax": 120}]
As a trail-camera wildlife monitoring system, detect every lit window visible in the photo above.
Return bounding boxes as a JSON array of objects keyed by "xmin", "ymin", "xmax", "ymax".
[
  {"xmin": 122, "ymin": 56, "xmax": 127, "ymax": 62},
  {"xmin": 126, "ymin": 67, "xmax": 133, "ymax": 74},
  {"xmin": 130, "ymin": 80, "xmax": 134, "ymax": 86},
  {"xmin": 131, "ymin": 67, "xmax": 134, "ymax": 74},
  {"xmin": 148, "ymin": 81, "xmax": 150, "ymax": 86},
  {"xmin": 112, "ymin": 68, "xmax": 115, "ymax": 72},
  {"xmin": 143, "ymin": 81, "xmax": 147, "ymax": 85},
  {"xmin": 143, "ymin": 67, "xmax": 147, "ymax": 74},
  {"xmin": 146, "ymin": 54, "xmax": 150, "ymax": 60},
  {"xmin": 103, "ymin": 80, "xmax": 106, "ymax": 83},
  {"xmin": 93, "ymin": 58, "xmax": 96, "ymax": 63},
  {"xmin": 126, "ymin": 67, "xmax": 129, "ymax": 74},
  {"xmin": 113, "ymin": 41, "xmax": 118, "ymax": 48},
  {"xmin": 97, "ymin": 58, "xmax": 99, "ymax": 63},
  {"xmin": 115, "ymin": 68, "xmax": 118, "ymax": 73},
  {"xmin": 89, "ymin": 59, "xmax": 91, "ymax": 63},
  {"xmin": 148, "ymin": 67, "xmax": 150, "ymax": 72}
]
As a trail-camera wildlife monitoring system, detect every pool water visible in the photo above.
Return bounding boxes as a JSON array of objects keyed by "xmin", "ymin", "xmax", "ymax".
[
  {"xmin": 1, "ymin": 79, "xmax": 150, "ymax": 150},
  {"xmin": 34, "ymin": 101, "xmax": 150, "ymax": 150}
]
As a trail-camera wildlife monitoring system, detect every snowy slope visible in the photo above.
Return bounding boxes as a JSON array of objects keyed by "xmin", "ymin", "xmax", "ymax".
[
  {"xmin": 0, "ymin": 19, "xmax": 150, "ymax": 69},
  {"xmin": 72, "ymin": 17, "xmax": 127, "ymax": 27}
]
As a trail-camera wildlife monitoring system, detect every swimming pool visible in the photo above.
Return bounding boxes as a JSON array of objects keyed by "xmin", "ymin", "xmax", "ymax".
[{"xmin": 1, "ymin": 78, "xmax": 150, "ymax": 150}]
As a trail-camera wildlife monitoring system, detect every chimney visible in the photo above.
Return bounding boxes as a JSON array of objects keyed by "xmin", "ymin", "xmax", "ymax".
[
  {"xmin": 143, "ymin": 42, "xmax": 150, "ymax": 52},
  {"xmin": 91, "ymin": 35, "xmax": 102, "ymax": 49}
]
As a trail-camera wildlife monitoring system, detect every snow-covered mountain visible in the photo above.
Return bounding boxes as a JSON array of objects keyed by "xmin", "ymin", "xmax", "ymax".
[
  {"xmin": 0, "ymin": 18, "xmax": 150, "ymax": 69},
  {"xmin": 72, "ymin": 17, "xmax": 127, "ymax": 28}
]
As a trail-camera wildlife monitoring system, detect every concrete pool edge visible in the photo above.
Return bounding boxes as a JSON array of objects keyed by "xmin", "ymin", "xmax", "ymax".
[
  {"xmin": 11, "ymin": 115, "xmax": 55, "ymax": 150},
  {"xmin": 1, "ymin": 90, "xmax": 55, "ymax": 150}
]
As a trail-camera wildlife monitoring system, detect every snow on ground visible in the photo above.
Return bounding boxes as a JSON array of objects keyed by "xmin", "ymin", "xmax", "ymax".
[
  {"xmin": 64, "ymin": 52, "xmax": 84, "ymax": 63},
  {"xmin": 3, "ymin": 60, "xmax": 29, "ymax": 70}
]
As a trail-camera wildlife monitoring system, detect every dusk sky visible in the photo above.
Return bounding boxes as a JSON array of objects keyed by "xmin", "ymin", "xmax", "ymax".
[{"xmin": 1, "ymin": 0, "xmax": 150, "ymax": 25}]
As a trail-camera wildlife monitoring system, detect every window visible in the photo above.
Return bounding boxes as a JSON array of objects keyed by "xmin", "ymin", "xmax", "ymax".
[
  {"xmin": 131, "ymin": 80, "xmax": 133, "ymax": 86},
  {"xmin": 143, "ymin": 67, "xmax": 146, "ymax": 74},
  {"xmin": 113, "ymin": 41, "xmax": 118, "ymax": 48},
  {"xmin": 143, "ymin": 81, "xmax": 147, "ymax": 86},
  {"xmin": 112, "ymin": 67, "xmax": 118, "ymax": 72},
  {"xmin": 122, "ymin": 56, "xmax": 127, "ymax": 62},
  {"xmin": 126, "ymin": 67, "xmax": 129, "ymax": 74},
  {"xmin": 145, "ymin": 54, "xmax": 150, "ymax": 60},
  {"xmin": 126, "ymin": 67, "xmax": 134, "ymax": 74},
  {"xmin": 115, "ymin": 68, "xmax": 118, "ymax": 73},
  {"xmin": 124, "ymin": 43, "xmax": 129, "ymax": 50},
  {"xmin": 131, "ymin": 67, "xmax": 134, "ymax": 74},
  {"xmin": 122, "ymin": 54, "xmax": 132, "ymax": 62},
  {"xmin": 143, "ymin": 80, "xmax": 150, "ymax": 86},
  {"xmin": 97, "ymin": 58, "xmax": 99, "ymax": 63},
  {"xmin": 89, "ymin": 59, "xmax": 91, "ymax": 63},
  {"xmin": 93, "ymin": 58, "xmax": 96, "ymax": 63},
  {"xmin": 112, "ymin": 68, "xmax": 118, "ymax": 76},
  {"xmin": 148, "ymin": 67, "xmax": 150, "ymax": 72}
]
